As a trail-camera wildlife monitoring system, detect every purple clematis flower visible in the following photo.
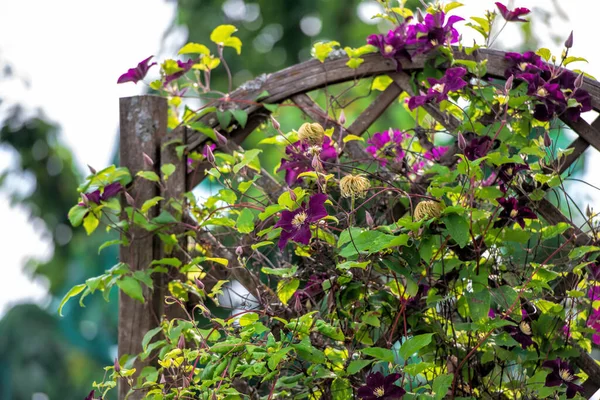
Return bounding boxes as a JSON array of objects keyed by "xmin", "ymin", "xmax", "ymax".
[
  {"xmin": 409, "ymin": 11, "xmax": 464, "ymax": 55},
  {"xmin": 463, "ymin": 136, "xmax": 494, "ymax": 161},
  {"xmin": 495, "ymin": 2, "xmax": 531, "ymax": 23},
  {"xmin": 117, "ymin": 56, "xmax": 157, "ymax": 84},
  {"xmin": 84, "ymin": 390, "xmax": 102, "ymax": 400},
  {"xmin": 496, "ymin": 163, "xmax": 529, "ymax": 185},
  {"xmin": 164, "ymin": 59, "xmax": 196, "ymax": 85},
  {"xmin": 504, "ymin": 51, "xmax": 547, "ymax": 79},
  {"xmin": 542, "ymin": 358, "xmax": 585, "ymax": 399},
  {"xmin": 80, "ymin": 182, "xmax": 123, "ymax": 206},
  {"xmin": 357, "ymin": 372, "xmax": 405, "ymax": 400},
  {"xmin": 278, "ymin": 136, "xmax": 337, "ymax": 186},
  {"xmin": 588, "ymin": 308, "xmax": 600, "ymax": 345},
  {"xmin": 556, "ymin": 69, "xmax": 593, "ymax": 122},
  {"xmin": 367, "ymin": 21, "xmax": 413, "ymax": 70},
  {"xmin": 274, "ymin": 193, "xmax": 328, "ymax": 249},
  {"xmin": 589, "ymin": 263, "xmax": 600, "ymax": 281},
  {"xmin": 589, "ymin": 286, "xmax": 600, "ymax": 301},
  {"xmin": 424, "ymin": 145, "xmax": 449, "ymax": 161},
  {"xmin": 366, "ymin": 129, "xmax": 409, "ymax": 166},
  {"xmin": 408, "ymin": 67, "xmax": 468, "ymax": 110},
  {"xmin": 518, "ymin": 73, "xmax": 566, "ymax": 122},
  {"xmin": 505, "ymin": 320, "xmax": 535, "ymax": 349},
  {"xmin": 496, "ymin": 197, "xmax": 537, "ymax": 229},
  {"xmin": 187, "ymin": 144, "xmax": 216, "ymax": 172}
]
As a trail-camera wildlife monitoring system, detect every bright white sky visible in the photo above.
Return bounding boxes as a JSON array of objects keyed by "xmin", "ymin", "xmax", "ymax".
[{"xmin": 1, "ymin": 0, "xmax": 599, "ymax": 316}]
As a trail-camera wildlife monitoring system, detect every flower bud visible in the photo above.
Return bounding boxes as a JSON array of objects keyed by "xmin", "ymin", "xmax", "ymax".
[
  {"xmin": 416, "ymin": 8, "xmax": 424, "ymax": 23},
  {"xmin": 457, "ymin": 132, "xmax": 467, "ymax": 150},
  {"xmin": 365, "ymin": 210, "xmax": 374, "ymax": 228},
  {"xmin": 505, "ymin": 75, "xmax": 514, "ymax": 93},
  {"xmin": 87, "ymin": 164, "xmax": 97, "ymax": 175},
  {"xmin": 338, "ymin": 110, "xmax": 346, "ymax": 125},
  {"xmin": 298, "ymin": 122, "xmax": 325, "ymax": 146},
  {"xmin": 114, "ymin": 358, "xmax": 121, "ymax": 373},
  {"xmin": 214, "ymin": 129, "xmax": 228, "ymax": 146},
  {"xmin": 194, "ymin": 277, "xmax": 205, "ymax": 290},
  {"xmin": 565, "ymin": 30, "xmax": 574, "ymax": 49},
  {"xmin": 575, "ymin": 73, "xmax": 584, "ymax": 89},
  {"xmin": 543, "ymin": 131, "xmax": 552, "ymax": 148},
  {"xmin": 235, "ymin": 246, "xmax": 243, "ymax": 256},
  {"xmin": 204, "ymin": 144, "xmax": 215, "ymax": 164},
  {"xmin": 81, "ymin": 193, "xmax": 90, "ymax": 206},
  {"xmin": 270, "ymin": 116, "xmax": 280, "ymax": 130},
  {"xmin": 177, "ymin": 334, "xmax": 185, "ymax": 350},
  {"xmin": 339, "ymin": 174, "xmax": 371, "ymax": 198},
  {"xmin": 586, "ymin": 204, "xmax": 593, "ymax": 218},
  {"xmin": 311, "ymin": 154, "xmax": 321, "ymax": 171},
  {"xmin": 413, "ymin": 200, "xmax": 443, "ymax": 221},
  {"xmin": 142, "ymin": 152, "xmax": 154, "ymax": 167},
  {"xmin": 124, "ymin": 191, "xmax": 135, "ymax": 207}
]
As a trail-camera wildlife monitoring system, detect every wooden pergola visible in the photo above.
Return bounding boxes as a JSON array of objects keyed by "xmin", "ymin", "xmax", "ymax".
[{"xmin": 118, "ymin": 48, "xmax": 600, "ymax": 399}]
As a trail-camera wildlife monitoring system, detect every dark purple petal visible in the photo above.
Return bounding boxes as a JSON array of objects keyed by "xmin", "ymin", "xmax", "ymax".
[
  {"xmin": 291, "ymin": 223, "xmax": 312, "ymax": 245},
  {"xmin": 164, "ymin": 59, "xmax": 196, "ymax": 84},
  {"xmin": 357, "ymin": 386, "xmax": 377, "ymax": 400},
  {"xmin": 307, "ymin": 193, "xmax": 328, "ymax": 222},
  {"xmin": 383, "ymin": 373, "xmax": 402, "ymax": 386},
  {"xmin": 366, "ymin": 372, "xmax": 386, "ymax": 389},
  {"xmin": 100, "ymin": 182, "xmax": 123, "ymax": 201},
  {"xmin": 84, "ymin": 391, "xmax": 95, "ymax": 400},
  {"xmin": 117, "ymin": 56, "xmax": 156, "ymax": 84},
  {"xmin": 85, "ymin": 189, "xmax": 102, "ymax": 205},
  {"xmin": 496, "ymin": 2, "xmax": 530, "ymax": 22},
  {"xmin": 566, "ymin": 382, "xmax": 585, "ymax": 399},
  {"xmin": 408, "ymin": 95, "xmax": 430, "ymax": 110},
  {"xmin": 277, "ymin": 229, "xmax": 295, "ymax": 250}
]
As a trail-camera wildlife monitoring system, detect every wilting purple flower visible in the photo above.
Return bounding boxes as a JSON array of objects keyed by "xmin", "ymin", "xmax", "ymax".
[
  {"xmin": 506, "ymin": 320, "xmax": 535, "ymax": 349},
  {"xmin": 278, "ymin": 136, "xmax": 337, "ymax": 186},
  {"xmin": 80, "ymin": 183, "xmax": 123, "ymax": 206},
  {"xmin": 357, "ymin": 372, "xmax": 405, "ymax": 400},
  {"xmin": 409, "ymin": 11, "xmax": 464, "ymax": 55},
  {"xmin": 495, "ymin": 2, "xmax": 530, "ymax": 23},
  {"xmin": 496, "ymin": 163, "xmax": 529, "ymax": 186},
  {"xmin": 463, "ymin": 136, "xmax": 493, "ymax": 161},
  {"xmin": 275, "ymin": 193, "xmax": 328, "ymax": 249},
  {"xmin": 164, "ymin": 59, "xmax": 196, "ymax": 85},
  {"xmin": 367, "ymin": 21, "xmax": 413, "ymax": 70},
  {"xmin": 117, "ymin": 56, "xmax": 157, "ymax": 84},
  {"xmin": 408, "ymin": 67, "xmax": 468, "ymax": 110},
  {"xmin": 294, "ymin": 273, "xmax": 328, "ymax": 303},
  {"xmin": 504, "ymin": 51, "xmax": 547, "ymax": 79},
  {"xmin": 542, "ymin": 358, "xmax": 585, "ymax": 399},
  {"xmin": 424, "ymin": 146, "xmax": 449, "ymax": 161},
  {"xmin": 366, "ymin": 129, "xmax": 409, "ymax": 166},
  {"xmin": 496, "ymin": 197, "xmax": 537, "ymax": 229}
]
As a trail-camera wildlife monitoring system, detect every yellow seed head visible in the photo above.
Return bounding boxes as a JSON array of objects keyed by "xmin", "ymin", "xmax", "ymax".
[
  {"xmin": 414, "ymin": 200, "xmax": 443, "ymax": 221},
  {"xmin": 298, "ymin": 122, "xmax": 325, "ymax": 145},
  {"xmin": 339, "ymin": 174, "xmax": 371, "ymax": 198}
]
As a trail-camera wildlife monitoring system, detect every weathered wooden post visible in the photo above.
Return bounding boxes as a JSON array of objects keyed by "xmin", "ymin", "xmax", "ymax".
[{"xmin": 119, "ymin": 95, "xmax": 167, "ymax": 400}]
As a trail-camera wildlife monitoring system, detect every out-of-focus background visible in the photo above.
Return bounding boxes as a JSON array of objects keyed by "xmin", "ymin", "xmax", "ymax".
[{"xmin": 0, "ymin": 1, "xmax": 597, "ymax": 399}]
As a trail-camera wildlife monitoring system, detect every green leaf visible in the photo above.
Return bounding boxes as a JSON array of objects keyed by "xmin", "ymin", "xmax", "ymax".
[
  {"xmin": 236, "ymin": 208, "xmax": 255, "ymax": 233},
  {"xmin": 312, "ymin": 41, "xmax": 340, "ymax": 62},
  {"xmin": 58, "ymin": 284, "xmax": 86, "ymax": 316},
  {"xmin": 569, "ymin": 245, "xmax": 600, "ymax": 260},
  {"xmin": 231, "ymin": 109, "xmax": 248, "ymax": 128},
  {"xmin": 442, "ymin": 214, "xmax": 470, "ymax": 248},
  {"xmin": 371, "ymin": 75, "xmax": 393, "ymax": 91},
  {"xmin": 136, "ymin": 171, "xmax": 160, "ymax": 182},
  {"xmin": 361, "ymin": 347, "xmax": 395, "ymax": 363},
  {"xmin": 68, "ymin": 205, "xmax": 88, "ymax": 227},
  {"xmin": 251, "ymin": 241, "xmax": 273, "ymax": 250},
  {"xmin": 152, "ymin": 210, "xmax": 178, "ymax": 225},
  {"xmin": 239, "ymin": 312, "xmax": 259, "ymax": 327},
  {"xmin": 536, "ymin": 48, "xmax": 552, "ymax": 61},
  {"xmin": 331, "ymin": 378, "xmax": 352, "ymax": 400},
  {"xmin": 432, "ymin": 374, "xmax": 454, "ymax": 400},
  {"xmin": 466, "ymin": 290, "xmax": 491, "ymax": 322},
  {"xmin": 261, "ymin": 265, "xmax": 297, "ymax": 277},
  {"xmin": 98, "ymin": 239, "xmax": 124, "ymax": 254},
  {"xmin": 151, "ymin": 258, "xmax": 182, "ymax": 268},
  {"xmin": 117, "ymin": 277, "xmax": 145, "ymax": 303},
  {"xmin": 161, "ymin": 164, "xmax": 176, "ymax": 180},
  {"xmin": 346, "ymin": 57, "xmax": 364, "ymax": 69},
  {"xmin": 219, "ymin": 189, "xmax": 237, "ymax": 205},
  {"xmin": 141, "ymin": 196, "xmax": 164, "ymax": 214},
  {"xmin": 216, "ymin": 110, "xmax": 232, "ymax": 129},
  {"xmin": 142, "ymin": 326, "xmax": 163, "ymax": 351},
  {"xmin": 277, "ymin": 278, "xmax": 299, "ymax": 305},
  {"xmin": 347, "ymin": 359, "xmax": 373, "ymax": 375},
  {"xmin": 178, "ymin": 42, "xmax": 210, "ymax": 55},
  {"xmin": 541, "ymin": 222, "xmax": 570, "ymax": 241},
  {"xmin": 83, "ymin": 212, "xmax": 99, "ymax": 235},
  {"xmin": 210, "ymin": 25, "xmax": 242, "ymax": 54},
  {"xmin": 315, "ymin": 320, "xmax": 344, "ymax": 341},
  {"xmin": 399, "ymin": 333, "xmax": 434, "ymax": 359},
  {"xmin": 233, "ymin": 148, "xmax": 262, "ymax": 173}
]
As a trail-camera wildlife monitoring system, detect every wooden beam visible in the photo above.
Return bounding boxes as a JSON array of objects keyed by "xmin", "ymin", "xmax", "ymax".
[{"xmin": 118, "ymin": 95, "xmax": 167, "ymax": 400}]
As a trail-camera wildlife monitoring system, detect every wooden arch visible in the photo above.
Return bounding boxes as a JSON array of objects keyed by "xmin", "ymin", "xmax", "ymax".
[{"xmin": 118, "ymin": 48, "xmax": 600, "ymax": 399}]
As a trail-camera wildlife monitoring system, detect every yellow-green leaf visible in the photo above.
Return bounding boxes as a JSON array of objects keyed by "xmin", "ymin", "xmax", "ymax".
[
  {"xmin": 58, "ymin": 284, "xmax": 86, "ymax": 316},
  {"xmin": 372, "ymin": 75, "xmax": 393, "ymax": 91},
  {"xmin": 239, "ymin": 312, "xmax": 259, "ymax": 327},
  {"xmin": 211, "ymin": 25, "xmax": 238, "ymax": 46},
  {"xmin": 312, "ymin": 41, "xmax": 340, "ymax": 62},
  {"xmin": 179, "ymin": 42, "xmax": 210, "ymax": 55},
  {"xmin": 277, "ymin": 279, "xmax": 299, "ymax": 305},
  {"xmin": 343, "ymin": 134, "xmax": 364, "ymax": 143},
  {"xmin": 83, "ymin": 212, "xmax": 99, "ymax": 235}
]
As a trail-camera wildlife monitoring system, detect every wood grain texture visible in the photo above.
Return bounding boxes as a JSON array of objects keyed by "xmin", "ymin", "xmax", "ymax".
[{"xmin": 119, "ymin": 95, "xmax": 167, "ymax": 400}]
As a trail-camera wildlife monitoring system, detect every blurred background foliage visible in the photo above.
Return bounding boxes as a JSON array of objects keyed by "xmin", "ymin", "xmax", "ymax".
[{"xmin": 0, "ymin": 1, "xmax": 572, "ymax": 399}]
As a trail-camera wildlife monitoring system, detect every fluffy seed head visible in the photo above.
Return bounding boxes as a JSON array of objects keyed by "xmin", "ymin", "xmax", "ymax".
[
  {"xmin": 298, "ymin": 122, "xmax": 325, "ymax": 145},
  {"xmin": 339, "ymin": 174, "xmax": 371, "ymax": 198},
  {"xmin": 414, "ymin": 200, "xmax": 444, "ymax": 221}
]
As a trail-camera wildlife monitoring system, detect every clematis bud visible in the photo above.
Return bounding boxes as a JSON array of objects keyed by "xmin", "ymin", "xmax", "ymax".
[
  {"xmin": 586, "ymin": 204, "xmax": 593, "ymax": 218},
  {"xmin": 298, "ymin": 122, "xmax": 325, "ymax": 146},
  {"xmin": 270, "ymin": 116, "xmax": 280, "ymax": 130},
  {"xmin": 415, "ymin": 8, "xmax": 424, "ymax": 23},
  {"xmin": 124, "ymin": 191, "xmax": 135, "ymax": 207},
  {"xmin": 204, "ymin": 144, "xmax": 215, "ymax": 164},
  {"xmin": 177, "ymin": 334, "xmax": 185, "ymax": 350},
  {"xmin": 565, "ymin": 31, "xmax": 574, "ymax": 49},
  {"xmin": 81, "ymin": 193, "xmax": 90, "ymax": 206},
  {"xmin": 214, "ymin": 129, "xmax": 228, "ymax": 146},
  {"xmin": 235, "ymin": 246, "xmax": 243, "ymax": 256},
  {"xmin": 87, "ymin": 164, "xmax": 97, "ymax": 175},
  {"xmin": 505, "ymin": 75, "xmax": 514, "ymax": 93},
  {"xmin": 339, "ymin": 174, "xmax": 371, "ymax": 199},
  {"xmin": 457, "ymin": 132, "xmax": 467, "ymax": 150},
  {"xmin": 413, "ymin": 200, "xmax": 444, "ymax": 221},
  {"xmin": 365, "ymin": 210, "xmax": 374, "ymax": 228},
  {"xmin": 338, "ymin": 110, "xmax": 346, "ymax": 125},
  {"xmin": 114, "ymin": 358, "xmax": 121, "ymax": 373},
  {"xmin": 575, "ymin": 73, "xmax": 584, "ymax": 89},
  {"xmin": 142, "ymin": 152, "xmax": 154, "ymax": 167},
  {"xmin": 288, "ymin": 188, "xmax": 297, "ymax": 202},
  {"xmin": 543, "ymin": 131, "xmax": 552, "ymax": 148},
  {"xmin": 194, "ymin": 277, "xmax": 205, "ymax": 290},
  {"xmin": 311, "ymin": 154, "xmax": 321, "ymax": 171}
]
